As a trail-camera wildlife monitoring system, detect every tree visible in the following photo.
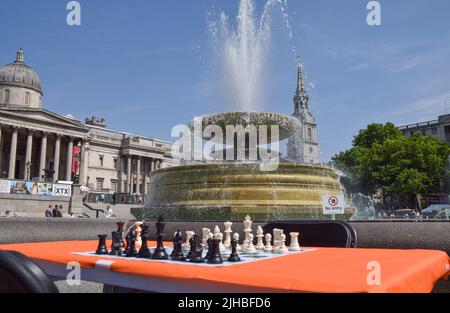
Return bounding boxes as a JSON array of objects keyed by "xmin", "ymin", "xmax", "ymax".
[{"xmin": 332, "ymin": 123, "xmax": 450, "ymax": 209}]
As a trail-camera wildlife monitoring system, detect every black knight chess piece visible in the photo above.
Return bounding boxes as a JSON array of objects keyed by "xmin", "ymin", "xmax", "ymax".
[
  {"xmin": 186, "ymin": 234, "xmax": 196, "ymax": 260},
  {"xmin": 207, "ymin": 239, "xmax": 223, "ymax": 264},
  {"xmin": 137, "ymin": 223, "xmax": 152, "ymax": 258},
  {"xmin": 95, "ymin": 234, "xmax": 109, "ymax": 255},
  {"xmin": 171, "ymin": 230, "xmax": 186, "ymax": 262},
  {"xmin": 228, "ymin": 236, "xmax": 241, "ymax": 262},
  {"xmin": 109, "ymin": 231, "xmax": 123, "ymax": 256},
  {"xmin": 152, "ymin": 216, "xmax": 169, "ymax": 260},
  {"xmin": 189, "ymin": 235, "xmax": 205, "ymax": 264},
  {"xmin": 126, "ymin": 229, "xmax": 138, "ymax": 257}
]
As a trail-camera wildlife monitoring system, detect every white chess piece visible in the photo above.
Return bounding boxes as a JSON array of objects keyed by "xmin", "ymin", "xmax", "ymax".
[
  {"xmin": 289, "ymin": 232, "xmax": 301, "ymax": 252},
  {"xmin": 277, "ymin": 234, "xmax": 289, "ymax": 254},
  {"xmin": 215, "ymin": 232, "xmax": 226, "ymax": 253},
  {"xmin": 243, "ymin": 215, "xmax": 253, "ymax": 249},
  {"xmin": 245, "ymin": 233, "xmax": 257, "ymax": 253},
  {"xmin": 183, "ymin": 231, "xmax": 195, "ymax": 248},
  {"xmin": 272, "ymin": 229, "xmax": 283, "ymax": 253},
  {"xmin": 264, "ymin": 233, "xmax": 273, "ymax": 252},
  {"xmin": 213, "ymin": 225, "xmax": 221, "ymax": 236},
  {"xmin": 233, "ymin": 233, "xmax": 242, "ymax": 251},
  {"xmin": 255, "ymin": 226, "xmax": 265, "ymax": 250},
  {"xmin": 202, "ymin": 228, "xmax": 211, "ymax": 249},
  {"xmin": 224, "ymin": 222, "xmax": 233, "ymax": 249}
]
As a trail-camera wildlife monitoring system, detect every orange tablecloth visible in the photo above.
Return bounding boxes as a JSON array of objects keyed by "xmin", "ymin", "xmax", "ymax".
[{"xmin": 0, "ymin": 241, "xmax": 448, "ymax": 293}]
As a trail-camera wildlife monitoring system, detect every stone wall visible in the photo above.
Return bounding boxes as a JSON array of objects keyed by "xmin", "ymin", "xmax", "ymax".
[{"xmin": 0, "ymin": 193, "xmax": 71, "ymax": 216}]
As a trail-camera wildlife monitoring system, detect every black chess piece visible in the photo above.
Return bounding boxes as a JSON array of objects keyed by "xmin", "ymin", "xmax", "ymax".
[
  {"xmin": 171, "ymin": 230, "xmax": 186, "ymax": 262},
  {"xmin": 109, "ymin": 231, "xmax": 123, "ymax": 256},
  {"xmin": 116, "ymin": 221, "xmax": 125, "ymax": 248},
  {"xmin": 186, "ymin": 234, "xmax": 196, "ymax": 260},
  {"xmin": 124, "ymin": 233, "xmax": 131, "ymax": 255},
  {"xmin": 207, "ymin": 239, "xmax": 223, "ymax": 264},
  {"xmin": 95, "ymin": 234, "xmax": 109, "ymax": 255},
  {"xmin": 126, "ymin": 229, "xmax": 138, "ymax": 257},
  {"xmin": 137, "ymin": 223, "xmax": 151, "ymax": 258},
  {"xmin": 169, "ymin": 231, "xmax": 177, "ymax": 258},
  {"xmin": 189, "ymin": 235, "xmax": 205, "ymax": 264},
  {"xmin": 152, "ymin": 216, "xmax": 169, "ymax": 260},
  {"xmin": 228, "ymin": 236, "xmax": 241, "ymax": 262}
]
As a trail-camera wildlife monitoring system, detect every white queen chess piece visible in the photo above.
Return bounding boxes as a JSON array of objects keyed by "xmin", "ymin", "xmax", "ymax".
[
  {"xmin": 264, "ymin": 233, "xmax": 273, "ymax": 252},
  {"xmin": 224, "ymin": 222, "xmax": 233, "ymax": 249},
  {"xmin": 289, "ymin": 232, "xmax": 301, "ymax": 252},
  {"xmin": 277, "ymin": 234, "xmax": 289, "ymax": 254},
  {"xmin": 233, "ymin": 233, "xmax": 242, "ymax": 251},
  {"xmin": 202, "ymin": 228, "xmax": 210, "ymax": 250},
  {"xmin": 255, "ymin": 226, "xmax": 265, "ymax": 251},
  {"xmin": 242, "ymin": 215, "xmax": 253, "ymax": 250},
  {"xmin": 245, "ymin": 233, "xmax": 257, "ymax": 254}
]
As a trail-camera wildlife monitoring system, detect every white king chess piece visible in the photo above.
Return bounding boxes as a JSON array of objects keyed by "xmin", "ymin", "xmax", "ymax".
[
  {"xmin": 289, "ymin": 232, "xmax": 301, "ymax": 252},
  {"xmin": 245, "ymin": 233, "xmax": 257, "ymax": 254},
  {"xmin": 233, "ymin": 233, "xmax": 242, "ymax": 251},
  {"xmin": 202, "ymin": 228, "xmax": 211, "ymax": 250},
  {"xmin": 224, "ymin": 222, "xmax": 233, "ymax": 249},
  {"xmin": 277, "ymin": 234, "xmax": 289, "ymax": 254},
  {"xmin": 264, "ymin": 233, "xmax": 273, "ymax": 252},
  {"xmin": 242, "ymin": 215, "xmax": 253, "ymax": 250},
  {"xmin": 255, "ymin": 226, "xmax": 265, "ymax": 251}
]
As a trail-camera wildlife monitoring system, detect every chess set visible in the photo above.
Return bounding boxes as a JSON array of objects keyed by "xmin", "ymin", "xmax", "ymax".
[{"xmin": 73, "ymin": 215, "xmax": 315, "ymax": 267}]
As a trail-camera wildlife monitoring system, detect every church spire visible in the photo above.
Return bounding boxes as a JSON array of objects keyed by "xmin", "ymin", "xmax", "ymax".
[{"xmin": 293, "ymin": 56, "xmax": 309, "ymax": 116}]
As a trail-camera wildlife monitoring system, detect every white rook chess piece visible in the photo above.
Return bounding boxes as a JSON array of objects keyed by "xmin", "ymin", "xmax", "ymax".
[
  {"xmin": 245, "ymin": 233, "xmax": 257, "ymax": 253},
  {"xmin": 243, "ymin": 215, "xmax": 253, "ymax": 250},
  {"xmin": 255, "ymin": 226, "xmax": 265, "ymax": 251},
  {"xmin": 202, "ymin": 228, "xmax": 210, "ymax": 249},
  {"xmin": 289, "ymin": 232, "xmax": 301, "ymax": 252},
  {"xmin": 277, "ymin": 234, "xmax": 289, "ymax": 254},
  {"xmin": 215, "ymin": 232, "xmax": 226, "ymax": 253},
  {"xmin": 224, "ymin": 222, "xmax": 233, "ymax": 249},
  {"xmin": 233, "ymin": 233, "xmax": 242, "ymax": 251},
  {"xmin": 264, "ymin": 233, "xmax": 272, "ymax": 252}
]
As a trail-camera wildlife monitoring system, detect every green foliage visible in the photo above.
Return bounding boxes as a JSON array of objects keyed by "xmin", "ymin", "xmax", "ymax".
[{"xmin": 332, "ymin": 123, "xmax": 450, "ymax": 207}]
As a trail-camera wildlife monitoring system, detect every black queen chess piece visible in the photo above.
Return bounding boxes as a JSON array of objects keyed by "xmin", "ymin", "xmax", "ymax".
[
  {"xmin": 95, "ymin": 234, "xmax": 109, "ymax": 255},
  {"xmin": 227, "ymin": 236, "xmax": 241, "ymax": 263},
  {"xmin": 207, "ymin": 239, "xmax": 223, "ymax": 265},
  {"xmin": 109, "ymin": 231, "xmax": 123, "ymax": 256},
  {"xmin": 152, "ymin": 216, "xmax": 169, "ymax": 260},
  {"xmin": 137, "ymin": 223, "xmax": 152, "ymax": 259},
  {"xmin": 171, "ymin": 230, "xmax": 186, "ymax": 262},
  {"xmin": 189, "ymin": 235, "xmax": 205, "ymax": 264},
  {"xmin": 125, "ymin": 229, "xmax": 138, "ymax": 258}
]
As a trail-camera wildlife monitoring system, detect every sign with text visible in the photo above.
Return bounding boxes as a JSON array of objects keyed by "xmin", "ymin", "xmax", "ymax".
[
  {"xmin": 322, "ymin": 194, "xmax": 346, "ymax": 215},
  {"xmin": 53, "ymin": 184, "xmax": 72, "ymax": 197}
]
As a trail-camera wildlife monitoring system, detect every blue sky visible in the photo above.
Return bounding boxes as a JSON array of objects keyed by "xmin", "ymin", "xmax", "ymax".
[{"xmin": 1, "ymin": 0, "xmax": 450, "ymax": 161}]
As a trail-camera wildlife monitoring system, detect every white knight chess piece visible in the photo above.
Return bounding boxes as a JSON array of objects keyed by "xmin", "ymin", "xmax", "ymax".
[{"xmin": 277, "ymin": 234, "xmax": 289, "ymax": 254}]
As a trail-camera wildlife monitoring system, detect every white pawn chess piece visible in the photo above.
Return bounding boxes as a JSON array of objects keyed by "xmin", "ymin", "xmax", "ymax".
[
  {"xmin": 289, "ymin": 232, "xmax": 301, "ymax": 252},
  {"xmin": 224, "ymin": 222, "xmax": 233, "ymax": 249},
  {"xmin": 202, "ymin": 228, "xmax": 211, "ymax": 249},
  {"xmin": 245, "ymin": 233, "xmax": 257, "ymax": 253},
  {"xmin": 243, "ymin": 215, "xmax": 253, "ymax": 249},
  {"xmin": 277, "ymin": 234, "xmax": 289, "ymax": 254},
  {"xmin": 215, "ymin": 232, "xmax": 227, "ymax": 253},
  {"xmin": 233, "ymin": 233, "xmax": 242, "ymax": 251},
  {"xmin": 255, "ymin": 226, "xmax": 265, "ymax": 251},
  {"xmin": 264, "ymin": 233, "xmax": 273, "ymax": 252}
]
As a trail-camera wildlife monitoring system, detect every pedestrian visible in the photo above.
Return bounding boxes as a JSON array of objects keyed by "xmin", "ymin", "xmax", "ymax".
[
  {"xmin": 45, "ymin": 205, "xmax": 53, "ymax": 218},
  {"xmin": 52, "ymin": 205, "xmax": 62, "ymax": 218}
]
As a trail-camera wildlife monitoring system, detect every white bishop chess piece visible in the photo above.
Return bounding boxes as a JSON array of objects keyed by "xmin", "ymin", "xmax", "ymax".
[
  {"xmin": 245, "ymin": 233, "xmax": 257, "ymax": 254},
  {"xmin": 213, "ymin": 225, "xmax": 221, "ymax": 236},
  {"xmin": 277, "ymin": 234, "xmax": 289, "ymax": 254},
  {"xmin": 255, "ymin": 226, "xmax": 265, "ymax": 251},
  {"xmin": 264, "ymin": 233, "xmax": 273, "ymax": 252},
  {"xmin": 202, "ymin": 228, "xmax": 211, "ymax": 250},
  {"xmin": 289, "ymin": 232, "xmax": 301, "ymax": 252},
  {"xmin": 224, "ymin": 222, "xmax": 233, "ymax": 249}
]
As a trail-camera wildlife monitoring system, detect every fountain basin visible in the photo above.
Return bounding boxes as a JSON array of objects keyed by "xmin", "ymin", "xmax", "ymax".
[{"xmin": 135, "ymin": 163, "xmax": 343, "ymax": 221}]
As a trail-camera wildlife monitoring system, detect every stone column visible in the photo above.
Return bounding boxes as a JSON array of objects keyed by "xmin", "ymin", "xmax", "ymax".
[
  {"xmin": 143, "ymin": 159, "xmax": 149, "ymax": 196},
  {"xmin": 136, "ymin": 156, "xmax": 141, "ymax": 194},
  {"xmin": 127, "ymin": 155, "xmax": 132, "ymax": 194},
  {"xmin": 23, "ymin": 129, "xmax": 34, "ymax": 180},
  {"xmin": 53, "ymin": 134, "xmax": 61, "ymax": 182},
  {"xmin": 8, "ymin": 127, "xmax": 19, "ymax": 179},
  {"xmin": 66, "ymin": 138, "xmax": 74, "ymax": 181},
  {"xmin": 117, "ymin": 156, "xmax": 123, "ymax": 193},
  {"xmin": 78, "ymin": 140, "xmax": 87, "ymax": 185},
  {"xmin": 39, "ymin": 132, "xmax": 48, "ymax": 181},
  {"xmin": 0, "ymin": 126, "xmax": 3, "ymax": 175}
]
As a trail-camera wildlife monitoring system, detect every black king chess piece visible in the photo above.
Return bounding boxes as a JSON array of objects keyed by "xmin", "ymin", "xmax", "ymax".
[
  {"xmin": 125, "ymin": 229, "xmax": 138, "ymax": 257},
  {"xmin": 95, "ymin": 234, "xmax": 109, "ymax": 255},
  {"xmin": 227, "ymin": 236, "xmax": 241, "ymax": 262},
  {"xmin": 152, "ymin": 216, "xmax": 169, "ymax": 260},
  {"xmin": 207, "ymin": 239, "xmax": 223, "ymax": 264},
  {"xmin": 109, "ymin": 231, "xmax": 123, "ymax": 256},
  {"xmin": 189, "ymin": 235, "xmax": 205, "ymax": 264},
  {"xmin": 171, "ymin": 230, "xmax": 186, "ymax": 262},
  {"xmin": 137, "ymin": 223, "xmax": 152, "ymax": 258}
]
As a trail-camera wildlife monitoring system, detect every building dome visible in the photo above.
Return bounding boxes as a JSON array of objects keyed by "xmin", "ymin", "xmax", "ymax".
[{"xmin": 0, "ymin": 49, "xmax": 43, "ymax": 108}]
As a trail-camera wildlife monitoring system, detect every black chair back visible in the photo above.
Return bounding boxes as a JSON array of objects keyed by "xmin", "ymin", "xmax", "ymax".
[
  {"xmin": 263, "ymin": 220, "xmax": 357, "ymax": 248},
  {"xmin": 0, "ymin": 251, "xmax": 59, "ymax": 293}
]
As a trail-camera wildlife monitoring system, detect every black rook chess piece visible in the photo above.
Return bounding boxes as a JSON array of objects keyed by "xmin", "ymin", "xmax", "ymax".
[
  {"xmin": 95, "ymin": 234, "xmax": 109, "ymax": 255},
  {"xmin": 126, "ymin": 229, "xmax": 138, "ymax": 258},
  {"xmin": 207, "ymin": 239, "xmax": 223, "ymax": 264},
  {"xmin": 228, "ymin": 236, "xmax": 241, "ymax": 262},
  {"xmin": 189, "ymin": 235, "xmax": 205, "ymax": 264},
  {"xmin": 171, "ymin": 230, "xmax": 186, "ymax": 262},
  {"xmin": 109, "ymin": 231, "xmax": 123, "ymax": 256},
  {"xmin": 116, "ymin": 221, "xmax": 125, "ymax": 248},
  {"xmin": 137, "ymin": 223, "xmax": 151, "ymax": 258},
  {"xmin": 152, "ymin": 216, "xmax": 169, "ymax": 260}
]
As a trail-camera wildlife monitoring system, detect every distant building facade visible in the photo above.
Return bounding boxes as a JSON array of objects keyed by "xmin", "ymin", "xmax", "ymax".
[
  {"xmin": 0, "ymin": 49, "xmax": 177, "ymax": 196},
  {"xmin": 398, "ymin": 114, "xmax": 450, "ymax": 144}
]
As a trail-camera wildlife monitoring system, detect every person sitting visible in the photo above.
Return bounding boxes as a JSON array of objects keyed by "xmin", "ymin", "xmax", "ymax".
[
  {"xmin": 45, "ymin": 205, "xmax": 53, "ymax": 218},
  {"xmin": 52, "ymin": 205, "xmax": 62, "ymax": 218},
  {"xmin": 104, "ymin": 205, "xmax": 114, "ymax": 219}
]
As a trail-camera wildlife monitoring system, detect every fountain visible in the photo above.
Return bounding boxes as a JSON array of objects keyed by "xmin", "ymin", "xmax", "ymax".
[{"xmin": 133, "ymin": 0, "xmax": 343, "ymax": 222}]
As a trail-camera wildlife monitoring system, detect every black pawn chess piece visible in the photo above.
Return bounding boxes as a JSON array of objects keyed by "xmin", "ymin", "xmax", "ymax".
[
  {"xmin": 126, "ymin": 229, "xmax": 138, "ymax": 258},
  {"xmin": 207, "ymin": 239, "xmax": 223, "ymax": 264},
  {"xmin": 186, "ymin": 234, "xmax": 197, "ymax": 260},
  {"xmin": 96, "ymin": 234, "xmax": 109, "ymax": 255},
  {"xmin": 190, "ymin": 235, "xmax": 205, "ymax": 264},
  {"xmin": 137, "ymin": 223, "xmax": 151, "ymax": 258},
  {"xmin": 228, "ymin": 237, "xmax": 241, "ymax": 262},
  {"xmin": 116, "ymin": 221, "xmax": 126, "ymax": 248},
  {"xmin": 109, "ymin": 231, "xmax": 123, "ymax": 256},
  {"xmin": 152, "ymin": 216, "xmax": 169, "ymax": 260},
  {"xmin": 171, "ymin": 230, "xmax": 186, "ymax": 262}
]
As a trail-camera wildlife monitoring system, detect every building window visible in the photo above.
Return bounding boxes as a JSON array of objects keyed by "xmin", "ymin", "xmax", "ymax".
[
  {"xmin": 3, "ymin": 89, "xmax": 10, "ymax": 103},
  {"xmin": 99, "ymin": 155, "xmax": 104, "ymax": 167},
  {"xmin": 307, "ymin": 128, "xmax": 312, "ymax": 141},
  {"xmin": 113, "ymin": 158, "xmax": 118, "ymax": 170},
  {"xmin": 96, "ymin": 178, "xmax": 104, "ymax": 191},
  {"xmin": 25, "ymin": 92, "xmax": 30, "ymax": 105},
  {"xmin": 309, "ymin": 147, "xmax": 314, "ymax": 154},
  {"xmin": 111, "ymin": 180, "xmax": 118, "ymax": 192}
]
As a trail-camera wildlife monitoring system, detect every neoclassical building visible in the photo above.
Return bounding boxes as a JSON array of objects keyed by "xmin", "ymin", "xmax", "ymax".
[{"xmin": 0, "ymin": 49, "xmax": 176, "ymax": 196}]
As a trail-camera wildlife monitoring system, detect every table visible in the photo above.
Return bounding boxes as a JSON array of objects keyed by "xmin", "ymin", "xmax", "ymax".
[{"xmin": 0, "ymin": 241, "xmax": 448, "ymax": 293}]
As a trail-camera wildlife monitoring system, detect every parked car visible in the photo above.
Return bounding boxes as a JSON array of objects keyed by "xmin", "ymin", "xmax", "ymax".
[
  {"xmin": 422, "ymin": 204, "xmax": 450, "ymax": 218},
  {"xmin": 434, "ymin": 209, "xmax": 450, "ymax": 220}
]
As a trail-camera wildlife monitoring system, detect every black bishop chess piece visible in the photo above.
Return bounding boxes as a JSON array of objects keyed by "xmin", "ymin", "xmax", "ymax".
[
  {"xmin": 227, "ymin": 236, "xmax": 241, "ymax": 262},
  {"xmin": 207, "ymin": 239, "xmax": 223, "ymax": 264},
  {"xmin": 95, "ymin": 234, "xmax": 109, "ymax": 255},
  {"xmin": 171, "ymin": 230, "xmax": 186, "ymax": 262},
  {"xmin": 137, "ymin": 223, "xmax": 152, "ymax": 258},
  {"xmin": 169, "ymin": 231, "xmax": 177, "ymax": 258},
  {"xmin": 189, "ymin": 235, "xmax": 205, "ymax": 264},
  {"xmin": 116, "ymin": 221, "xmax": 125, "ymax": 248},
  {"xmin": 125, "ymin": 229, "xmax": 138, "ymax": 258},
  {"xmin": 152, "ymin": 216, "xmax": 169, "ymax": 260},
  {"xmin": 109, "ymin": 231, "xmax": 123, "ymax": 256}
]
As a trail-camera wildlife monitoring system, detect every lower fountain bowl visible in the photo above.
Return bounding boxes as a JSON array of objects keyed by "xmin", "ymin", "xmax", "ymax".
[{"xmin": 134, "ymin": 163, "xmax": 344, "ymax": 222}]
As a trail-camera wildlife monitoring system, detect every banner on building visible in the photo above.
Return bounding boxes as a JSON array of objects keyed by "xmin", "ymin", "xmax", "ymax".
[
  {"xmin": 37, "ymin": 183, "xmax": 53, "ymax": 196},
  {"xmin": 9, "ymin": 181, "xmax": 35, "ymax": 195},
  {"xmin": 52, "ymin": 184, "xmax": 72, "ymax": 197},
  {"xmin": 72, "ymin": 146, "xmax": 81, "ymax": 176},
  {"xmin": 0, "ymin": 180, "xmax": 10, "ymax": 193}
]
